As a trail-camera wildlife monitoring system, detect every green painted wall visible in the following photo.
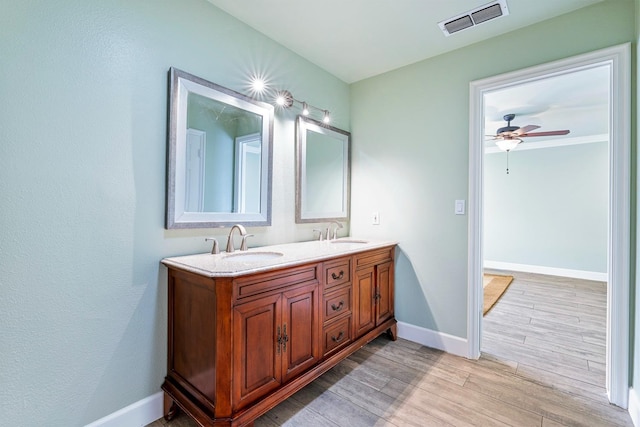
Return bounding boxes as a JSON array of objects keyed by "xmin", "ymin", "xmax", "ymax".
[
  {"xmin": 350, "ymin": 0, "xmax": 635, "ymax": 337},
  {"xmin": 0, "ymin": 1, "xmax": 348, "ymax": 425},
  {"xmin": 484, "ymin": 142, "xmax": 608, "ymax": 274}
]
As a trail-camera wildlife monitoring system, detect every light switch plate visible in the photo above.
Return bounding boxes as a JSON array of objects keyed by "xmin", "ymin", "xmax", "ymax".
[
  {"xmin": 372, "ymin": 211, "xmax": 380, "ymax": 225},
  {"xmin": 455, "ymin": 200, "xmax": 465, "ymax": 215}
]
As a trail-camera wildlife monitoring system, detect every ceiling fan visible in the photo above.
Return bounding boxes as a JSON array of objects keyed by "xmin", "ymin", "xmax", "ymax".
[
  {"xmin": 488, "ymin": 113, "xmax": 570, "ymax": 174},
  {"xmin": 489, "ymin": 113, "xmax": 570, "ymax": 147}
]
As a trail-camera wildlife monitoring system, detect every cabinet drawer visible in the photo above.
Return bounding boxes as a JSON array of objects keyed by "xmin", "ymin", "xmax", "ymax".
[
  {"xmin": 323, "ymin": 286, "xmax": 351, "ymax": 323},
  {"xmin": 235, "ymin": 264, "xmax": 319, "ymax": 301},
  {"xmin": 323, "ymin": 316, "xmax": 352, "ymax": 356},
  {"xmin": 324, "ymin": 258, "xmax": 351, "ymax": 289},
  {"xmin": 354, "ymin": 247, "xmax": 393, "ymax": 269}
]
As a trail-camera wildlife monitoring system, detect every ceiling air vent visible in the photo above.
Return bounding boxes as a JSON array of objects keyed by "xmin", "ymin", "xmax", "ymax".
[{"xmin": 438, "ymin": 0, "xmax": 509, "ymax": 36}]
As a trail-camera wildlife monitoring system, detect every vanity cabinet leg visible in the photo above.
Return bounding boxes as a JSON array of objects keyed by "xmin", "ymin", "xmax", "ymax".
[
  {"xmin": 163, "ymin": 394, "xmax": 180, "ymax": 421},
  {"xmin": 387, "ymin": 323, "xmax": 398, "ymax": 341}
]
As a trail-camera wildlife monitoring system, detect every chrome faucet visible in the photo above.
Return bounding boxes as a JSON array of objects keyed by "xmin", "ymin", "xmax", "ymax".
[
  {"xmin": 329, "ymin": 221, "xmax": 343, "ymax": 240},
  {"xmin": 205, "ymin": 237, "xmax": 219, "ymax": 254},
  {"xmin": 226, "ymin": 224, "xmax": 250, "ymax": 252}
]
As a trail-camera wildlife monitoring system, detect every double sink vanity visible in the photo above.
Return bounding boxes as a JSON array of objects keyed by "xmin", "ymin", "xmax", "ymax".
[
  {"xmin": 161, "ymin": 237, "xmax": 397, "ymax": 426},
  {"xmin": 161, "ymin": 68, "xmax": 396, "ymax": 426}
]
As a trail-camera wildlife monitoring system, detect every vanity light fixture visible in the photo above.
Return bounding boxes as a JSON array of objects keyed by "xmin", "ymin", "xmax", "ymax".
[
  {"xmin": 272, "ymin": 89, "xmax": 330, "ymax": 123},
  {"xmin": 246, "ymin": 76, "xmax": 331, "ymax": 123}
]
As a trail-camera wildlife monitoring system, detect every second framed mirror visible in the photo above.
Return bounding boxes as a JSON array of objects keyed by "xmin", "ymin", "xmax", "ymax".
[{"xmin": 295, "ymin": 116, "xmax": 350, "ymax": 223}]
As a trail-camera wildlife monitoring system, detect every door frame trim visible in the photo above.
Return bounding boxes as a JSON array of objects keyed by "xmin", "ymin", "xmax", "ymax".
[{"xmin": 467, "ymin": 43, "xmax": 631, "ymax": 408}]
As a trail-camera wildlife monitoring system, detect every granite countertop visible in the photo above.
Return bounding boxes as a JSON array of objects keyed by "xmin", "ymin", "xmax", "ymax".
[{"xmin": 161, "ymin": 238, "xmax": 396, "ymax": 277}]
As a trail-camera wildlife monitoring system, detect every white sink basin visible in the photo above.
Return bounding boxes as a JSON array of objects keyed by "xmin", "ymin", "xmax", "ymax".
[
  {"xmin": 330, "ymin": 239, "xmax": 369, "ymax": 244},
  {"xmin": 223, "ymin": 251, "xmax": 284, "ymax": 262}
]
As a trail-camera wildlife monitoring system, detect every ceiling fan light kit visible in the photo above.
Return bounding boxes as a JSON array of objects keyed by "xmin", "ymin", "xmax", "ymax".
[
  {"xmin": 495, "ymin": 138, "xmax": 521, "ymax": 152},
  {"xmin": 438, "ymin": 0, "xmax": 509, "ymax": 36},
  {"xmin": 489, "ymin": 112, "xmax": 571, "ymax": 174}
]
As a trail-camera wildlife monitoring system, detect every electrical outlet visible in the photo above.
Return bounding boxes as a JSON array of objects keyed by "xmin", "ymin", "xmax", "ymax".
[{"xmin": 372, "ymin": 211, "xmax": 380, "ymax": 225}]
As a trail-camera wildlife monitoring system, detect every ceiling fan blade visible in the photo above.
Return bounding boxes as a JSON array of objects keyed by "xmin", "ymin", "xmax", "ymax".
[
  {"xmin": 521, "ymin": 130, "xmax": 570, "ymax": 137},
  {"xmin": 514, "ymin": 125, "xmax": 540, "ymax": 135}
]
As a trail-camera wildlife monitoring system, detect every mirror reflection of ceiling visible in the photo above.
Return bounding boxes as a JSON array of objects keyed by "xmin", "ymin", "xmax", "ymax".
[
  {"xmin": 484, "ymin": 65, "xmax": 609, "ymax": 151},
  {"xmin": 206, "ymin": 0, "xmax": 605, "ymax": 83},
  {"xmin": 188, "ymin": 92, "xmax": 262, "ymax": 128}
]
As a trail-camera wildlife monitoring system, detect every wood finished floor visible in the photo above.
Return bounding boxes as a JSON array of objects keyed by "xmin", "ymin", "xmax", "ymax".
[{"xmin": 148, "ymin": 271, "xmax": 632, "ymax": 426}]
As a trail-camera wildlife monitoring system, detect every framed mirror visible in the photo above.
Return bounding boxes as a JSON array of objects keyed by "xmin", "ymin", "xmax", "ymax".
[
  {"xmin": 166, "ymin": 68, "xmax": 274, "ymax": 229},
  {"xmin": 295, "ymin": 116, "xmax": 351, "ymax": 223}
]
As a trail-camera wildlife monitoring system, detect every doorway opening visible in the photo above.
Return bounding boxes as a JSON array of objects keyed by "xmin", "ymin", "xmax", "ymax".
[{"xmin": 467, "ymin": 44, "xmax": 631, "ymax": 408}]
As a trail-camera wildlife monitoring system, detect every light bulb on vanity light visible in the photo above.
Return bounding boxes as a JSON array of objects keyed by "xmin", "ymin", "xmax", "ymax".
[
  {"xmin": 250, "ymin": 77, "xmax": 265, "ymax": 93},
  {"xmin": 301, "ymin": 102, "xmax": 310, "ymax": 116},
  {"xmin": 275, "ymin": 90, "xmax": 294, "ymax": 107},
  {"xmin": 322, "ymin": 110, "xmax": 330, "ymax": 124}
]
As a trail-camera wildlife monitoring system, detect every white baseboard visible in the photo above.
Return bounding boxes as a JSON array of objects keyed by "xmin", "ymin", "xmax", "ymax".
[
  {"xmin": 629, "ymin": 388, "xmax": 640, "ymax": 426},
  {"xmin": 397, "ymin": 321, "xmax": 469, "ymax": 358},
  {"xmin": 84, "ymin": 391, "xmax": 163, "ymax": 427},
  {"xmin": 484, "ymin": 260, "xmax": 607, "ymax": 282}
]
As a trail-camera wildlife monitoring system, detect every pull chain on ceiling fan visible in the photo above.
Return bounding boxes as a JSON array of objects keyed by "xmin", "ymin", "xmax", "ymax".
[{"xmin": 488, "ymin": 113, "xmax": 570, "ymax": 174}]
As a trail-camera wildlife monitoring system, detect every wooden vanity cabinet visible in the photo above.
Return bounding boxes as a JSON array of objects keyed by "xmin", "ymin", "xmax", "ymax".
[
  {"xmin": 162, "ymin": 245, "xmax": 396, "ymax": 427},
  {"xmin": 354, "ymin": 248, "xmax": 395, "ymax": 337}
]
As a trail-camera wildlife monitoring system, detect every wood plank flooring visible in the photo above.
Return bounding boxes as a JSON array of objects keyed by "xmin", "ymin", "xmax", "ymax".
[{"xmin": 148, "ymin": 271, "xmax": 632, "ymax": 426}]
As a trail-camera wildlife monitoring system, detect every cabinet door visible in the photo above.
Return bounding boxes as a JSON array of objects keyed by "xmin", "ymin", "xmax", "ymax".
[
  {"xmin": 354, "ymin": 267, "xmax": 376, "ymax": 337},
  {"xmin": 281, "ymin": 283, "xmax": 320, "ymax": 382},
  {"xmin": 233, "ymin": 293, "xmax": 282, "ymax": 409},
  {"xmin": 376, "ymin": 261, "xmax": 394, "ymax": 325}
]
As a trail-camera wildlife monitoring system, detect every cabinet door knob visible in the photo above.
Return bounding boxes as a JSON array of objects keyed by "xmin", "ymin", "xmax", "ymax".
[
  {"xmin": 331, "ymin": 270, "xmax": 344, "ymax": 280},
  {"xmin": 282, "ymin": 324, "xmax": 289, "ymax": 352},
  {"xmin": 331, "ymin": 300, "xmax": 344, "ymax": 311},
  {"xmin": 276, "ymin": 326, "xmax": 282, "ymax": 354},
  {"xmin": 331, "ymin": 331, "xmax": 345, "ymax": 343}
]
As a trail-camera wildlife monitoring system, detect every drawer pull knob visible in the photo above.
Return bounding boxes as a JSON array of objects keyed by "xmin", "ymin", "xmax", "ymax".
[
  {"xmin": 331, "ymin": 331, "xmax": 345, "ymax": 342},
  {"xmin": 331, "ymin": 271, "xmax": 344, "ymax": 280},
  {"xmin": 331, "ymin": 300, "xmax": 345, "ymax": 311}
]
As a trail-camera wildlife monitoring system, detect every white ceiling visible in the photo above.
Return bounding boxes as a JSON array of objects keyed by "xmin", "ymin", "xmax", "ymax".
[{"xmin": 206, "ymin": 0, "xmax": 605, "ymax": 83}]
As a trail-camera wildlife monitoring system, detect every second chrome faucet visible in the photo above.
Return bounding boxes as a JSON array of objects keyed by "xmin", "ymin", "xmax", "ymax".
[{"xmin": 314, "ymin": 221, "xmax": 343, "ymax": 241}]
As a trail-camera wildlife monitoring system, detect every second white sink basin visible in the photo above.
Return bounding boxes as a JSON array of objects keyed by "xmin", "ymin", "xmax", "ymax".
[{"xmin": 224, "ymin": 251, "xmax": 284, "ymax": 262}]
